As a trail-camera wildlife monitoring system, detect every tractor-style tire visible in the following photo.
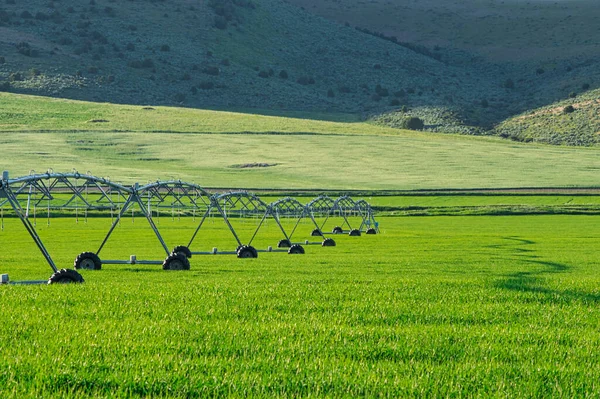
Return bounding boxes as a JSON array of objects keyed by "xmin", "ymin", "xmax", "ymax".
[
  {"xmin": 322, "ymin": 238, "xmax": 336, "ymax": 247},
  {"xmin": 237, "ymin": 245, "xmax": 258, "ymax": 259},
  {"xmin": 277, "ymin": 239, "xmax": 292, "ymax": 248},
  {"xmin": 332, "ymin": 226, "xmax": 343, "ymax": 234},
  {"xmin": 172, "ymin": 245, "xmax": 192, "ymax": 259},
  {"xmin": 163, "ymin": 252, "xmax": 191, "ymax": 270},
  {"xmin": 74, "ymin": 252, "xmax": 102, "ymax": 270},
  {"xmin": 48, "ymin": 269, "xmax": 85, "ymax": 284},
  {"xmin": 311, "ymin": 229, "xmax": 323, "ymax": 237},
  {"xmin": 366, "ymin": 228, "xmax": 377, "ymax": 235},
  {"xmin": 349, "ymin": 229, "xmax": 361, "ymax": 237},
  {"xmin": 288, "ymin": 244, "xmax": 305, "ymax": 255}
]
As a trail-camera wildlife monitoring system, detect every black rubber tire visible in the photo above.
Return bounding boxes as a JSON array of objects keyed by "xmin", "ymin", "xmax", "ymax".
[
  {"xmin": 332, "ymin": 226, "xmax": 343, "ymax": 234},
  {"xmin": 322, "ymin": 238, "xmax": 336, "ymax": 247},
  {"xmin": 172, "ymin": 245, "xmax": 192, "ymax": 259},
  {"xmin": 311, "ymin": 229, "xmax": 323, "ymax": 237},
  {"xmin": 237, "ymin": 245, "xmax": 258, "ymax": 259},
  {"xmin": 48, "ymin": 269, "xmax": 85, "ymax": 284},
  {"xmin": 349, "ymin": 229, "xmax": 361, "ymax": 237},
  {"xmin": 73, "ymin": 252, "xmax": 102, "ymax": 270},
  {"xmin": 277, "ymin": 239, "xmax": 292, "ymax": 248},
  {"xmin": 288, "ymin": 244, "xmax": 305, "ymax": 255},
  {"xmin": 366, "ymin": 228, "xmax": 377, "ymax": 235},
  {"xmin": 163, "ymin": 252, "xmax": 191, "ymax": 270}
]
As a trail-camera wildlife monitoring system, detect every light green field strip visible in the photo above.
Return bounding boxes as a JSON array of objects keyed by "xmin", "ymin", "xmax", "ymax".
[{"xmin": 1, "ymin": 131, "xmax": 600, "ymax": 190}]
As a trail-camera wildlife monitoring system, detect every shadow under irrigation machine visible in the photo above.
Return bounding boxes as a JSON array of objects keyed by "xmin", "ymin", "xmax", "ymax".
[{"xmin": 1, "ymin": 171, "xmax": 380, "ymax": 285}]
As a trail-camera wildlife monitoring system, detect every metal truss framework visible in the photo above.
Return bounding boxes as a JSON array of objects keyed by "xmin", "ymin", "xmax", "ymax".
[{"xmin": 1, "ymin": 171, "xmax": 379, "ymax": 278}]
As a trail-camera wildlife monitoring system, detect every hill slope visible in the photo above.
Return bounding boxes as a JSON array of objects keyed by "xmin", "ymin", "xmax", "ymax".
[{"xmin": 0, "ymin": 0, "xmax": 599, "ymax": 144}]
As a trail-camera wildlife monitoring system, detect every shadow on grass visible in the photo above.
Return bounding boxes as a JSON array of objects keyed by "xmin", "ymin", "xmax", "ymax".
[{"xmin": 491, "ymin": 236, "xmax": 600, "ymax": 304}]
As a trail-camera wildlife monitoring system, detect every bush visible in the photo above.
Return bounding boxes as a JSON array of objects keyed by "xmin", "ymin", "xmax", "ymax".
[
  {"xmin": 402, "ymin": 117, "xmax": 424, "ymax": 130},
  {"xmin": 16, "ymin": 42, "xmax": 37, "ymax": 57},
  {"xmin": 582, "ymin": 83, "xmax": 590, "ymax": 90},
  {"xmin": 389, "ymin": 99, "xmax": 400, "ymax": 106},
  {"xmin": 202, "ymin": 66, "xmax": 219, "ymax": 76},
  {"xmin": 371, "ymin": 94, "xmax": 381, "ymax": 102},
  {"xmin": 0, "ymin": 56, "xmax": 5, "ymax": 64},
  {"xmin": 174, "ymin": 93, "xmax": 186, "ymax": 102},
  {"xmin": 481, "ymin": 99, "xmax": 489, "ymax": 108},
  {"xmin": 20, "ymin": 11, "xmax": 32, "ymax": 19},
  {"xmin": 296, "ymin": 76, "xmax": 310, "ymax": 85},
  {"xmin": 0, "ymin": 81, "xmax": 10, "ymax": 91},
  {"xmin": 126, "ymin": 43, "xmax": 135, "ymax": 52},
  {"xmin": 375, "ymin": 84, "xmax": 389, "ymax": 97},
  {"xmin": 569, "ymin": 92, "xmax": 577, "ymax": 98},
  {"xmin": 128, "ymin": 58, "xmax": 154, "ymax": 69},
  {"xmin": 536, "ymin": 68, "xmax": 545, "ymax": 75},
  {"xmin": 160, "ymin": 44, "xmax": 170, "ymax": 52},
  {"xmin": 8, "ymin": 72, "xmax": 23, "ymax": 82},
  {"xmin": 327, "ymin": 88, "xmax": 335, "ymax": 98},
  {"xmin": 221, "ymin": 58, "xmax": 230, "ymax": 66},
  {"xmin": 214, "ymin": 15, "xmax": 227, "ymax": 29},
  {"xmin": 394, "ymin": 89, "xmax": 406, "ymax": 97},
  {"xmin": 503, "ymin": 79, "xmax": 514, "ymax": 89},
  {"xmin": 279, "ymin": 70, "xmax": 288, "ymax": 79},
  {"xmin": 198, "ymin": 81, "xmax": 214, "ymax": 90},
  {"xmin": 258, "ymin": 70, "xmax": 269, "ymax": 78},
  {"xmin": 563, "ymin": 105, "xmax": 575, "ymax": 114}
]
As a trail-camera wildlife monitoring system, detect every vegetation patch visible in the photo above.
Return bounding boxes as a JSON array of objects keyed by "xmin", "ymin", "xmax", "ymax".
[{"xmin": 230, "ymin": 162, "xmax": 279, "ymax": 168}]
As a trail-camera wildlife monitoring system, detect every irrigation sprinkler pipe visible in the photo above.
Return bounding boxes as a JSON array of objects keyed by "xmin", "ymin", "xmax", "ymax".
[{"xmin": 1, "ymin": 181, "xmax": 58, "ymax": 273}]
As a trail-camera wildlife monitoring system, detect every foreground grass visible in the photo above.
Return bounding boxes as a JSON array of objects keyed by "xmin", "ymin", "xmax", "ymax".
[{"xmin": 1, "ymin": 215, "xmax": 600, "ymax": 397}]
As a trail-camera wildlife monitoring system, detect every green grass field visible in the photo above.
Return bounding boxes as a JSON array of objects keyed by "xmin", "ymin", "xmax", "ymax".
[
  {"xmin": 1, "ymin": 215, "xmax": 600, "ymax": 397},
  {"xmin": 2, "ymin": 93, "xmax": 600, "ymax": 189}
]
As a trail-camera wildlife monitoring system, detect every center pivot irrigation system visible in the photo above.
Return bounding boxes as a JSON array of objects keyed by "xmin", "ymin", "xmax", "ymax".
[{"xmin": 0, "ymin": 170, "xmax": 379, "ymax": 284}]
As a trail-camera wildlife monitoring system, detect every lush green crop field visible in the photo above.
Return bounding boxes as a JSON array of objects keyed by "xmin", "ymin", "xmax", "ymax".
[{"xmin": 2, "ymin": 214, "xmax": 600, "ymax": 397}]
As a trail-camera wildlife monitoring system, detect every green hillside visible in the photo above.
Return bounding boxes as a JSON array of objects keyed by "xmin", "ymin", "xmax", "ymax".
[{"xmin": 1, "ymin": 0, "xmax": 599, "ymax": 143}]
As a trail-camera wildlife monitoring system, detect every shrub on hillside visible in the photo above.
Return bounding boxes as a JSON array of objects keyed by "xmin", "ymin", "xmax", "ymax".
[
  {"xmin": 198, "ymin": 81, "xmax": 214, "ymax": 90},
  {"xmin": 0, "ymin": 81, "xmax": 10, "ymax": 91},
  {"xmin": 389, "ymin": 99, "xmax": 400, "ymax": 106},
  {"xmin": 503, "ymin": 79, "xmax": 514, "ymax": 89},
  {"xmin": 0, "ymin": 56, "xmax": 5, "ymax": 64},
  {"xmin": 563, "ymin": 105, "xmax": 575, "ymax": 114},
  {"xmin": 327, "ymin": 88, "xmax": 335, "ymax": 98},
  {"xmin": 569, "ymin": 92, "xmax": 577, "ymax": 98},
  {"xmin": 402, "ymin": 117, "xmax": 424, "ymax": 130},
  {"xmin": 258, "ymin": 70, "xmax": 269, "ymax": 78},
  {"xmin": 202, "ymin": 66, "xmax": 220, "ymax": 76},
  {"xmin": 582, "ymin": 83, "xmax": 590, "ymax": 90},
  {"xmin": 160, "ymin": 44, "xmax": 170, "ymax": 52},
  {"xmin": 279, "ymin": 70, "xmax": 288, "ymax": 79},
  {"xmin": 16, "ymin": 42, "xmax": 37, "ymax": 57},
  {"xmin": 128, "ymin": 58, "xmax": 154, "ymax": 69},
  {"xmin": 296, "ymin": 76, "xmax": 315, "ymax": 85}
]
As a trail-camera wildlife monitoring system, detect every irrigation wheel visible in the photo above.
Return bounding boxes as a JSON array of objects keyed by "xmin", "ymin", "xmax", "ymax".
[
  {"xmin": 366, "ymin": 228, "xmax": 377, "ymax": 235},
  {"xmin": 288, "ymin": 244, "xmax": 305, "ymax": 255},
  {"xmin": 237, "ymin": 245, "xmax": 258, "ymax": 259},
  {"xmin": 172, "ymin": 245, "xmax": 192, "ymax": 259},
  {"xmin": 48, "ymin": 269, "xmax": 85, "ymax": 284},
  {"xmin": 349, "ymin": 229, "xmax": 361, "ymax": 237},
  {"xmin": 322, "ymin": 238, "xmax": 336, "ymax": 247},
  {"xmin": 74, "ymin": 252, "xmax": 102, "ymax": 270},
  {"xmin": 163, "ymin": 252, "xmax": 191, "ymax": 270},
  {"xmin": 311, "ymin": 229, "xmax": 323, "ymax": 237},
  {"xmin": 332, "ymin": 226, "xmax": 343, "ymax": 234},
  {"xmin": 277, "ymin": 239, "xmax": 292, "ymax": 248}
]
